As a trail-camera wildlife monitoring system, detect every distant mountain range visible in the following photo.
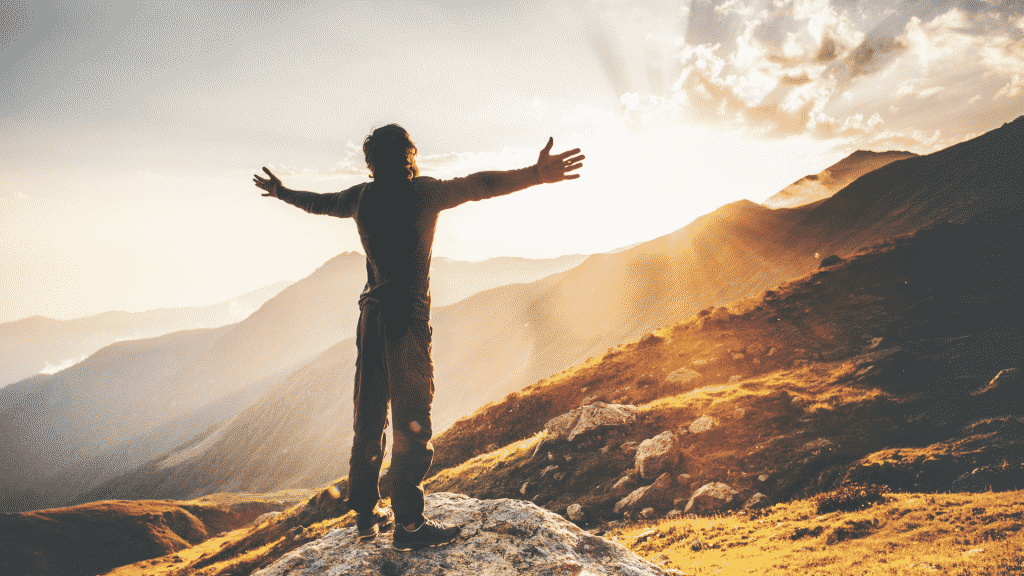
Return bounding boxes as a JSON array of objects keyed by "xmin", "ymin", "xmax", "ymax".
[
  {"xmin": 0, "ymin": 281, "xmax": 291, "ymax": 388},
  {"xmin": 0, "ymin": 253, "xmax": 588, "ymax": 511}
]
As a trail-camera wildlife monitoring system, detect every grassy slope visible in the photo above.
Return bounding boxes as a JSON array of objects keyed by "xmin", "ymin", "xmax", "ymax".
[{"xmin": 423, "ymin": 210, "xmax": 1023, "ymax": 516}]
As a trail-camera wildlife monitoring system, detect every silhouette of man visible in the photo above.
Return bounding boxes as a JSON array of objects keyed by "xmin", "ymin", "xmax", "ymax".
[{"xmin": 254, "ymin": 124, "xmax": 583, "ymax": 550}]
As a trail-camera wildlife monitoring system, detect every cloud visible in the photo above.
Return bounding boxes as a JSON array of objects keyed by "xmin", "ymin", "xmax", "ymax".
[{"xmin": 622, "ymin": 1, "xmax": 1024, "ymax": 148}]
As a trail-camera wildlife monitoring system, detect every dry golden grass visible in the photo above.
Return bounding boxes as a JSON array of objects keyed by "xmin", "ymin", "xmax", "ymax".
[{"xmin": 612, "ymin": 490, "xmax": 1024, "ymax": 575}]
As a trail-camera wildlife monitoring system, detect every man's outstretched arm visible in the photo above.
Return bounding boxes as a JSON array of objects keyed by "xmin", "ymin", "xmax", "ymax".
[
  {"xmin": 429, "ymin": 138, "xmax": 584, "ymax": 211},
  {"xmin": 253, "ymin": 167, "xmax": 358, "ymax": 217}
]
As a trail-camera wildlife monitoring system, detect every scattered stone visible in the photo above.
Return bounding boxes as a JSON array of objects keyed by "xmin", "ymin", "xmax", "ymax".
[
  {"xmin": 666, "ymin": 367, "xmax": 703, "ymax": 386},
  {"xmin": 767, "ymin": 347, "xmax": 777, "ymax": 356},
  {"xmin": 636, "ymin": 431, "xmax": 680, "ymax": 479},
  {"xmin": 520, "ymin": 481, "xmax": 531, "ymax": 495},
  {"xmin": 620, "ymin": 441, "xmax": 639, "ymax": 455},
  {"xmin": 728, "ymin": 375, "xmax": 742, "ymax": 383},
  {"xmin": 543, "ymin": 402, "xmax": 640, "ymax": 442},
  {"xmin": 639, "ymin": 508, "xmax": 657, "ymax": 520},
  {"xmin": 567, "ymin": 503, "xmax": 587, "ymax": 523},
  {"xmin": 683, "ymin": 482, "xmax": 740, "ymax": 515},
  {"xmin": 868, "ymin": 337, "xmax": 884, "ymax": 350},
  {"xmin": 757, "ymin": 474, "xmax": 770, "ymax": 483},
  {"xmin": 676, "ymin": 473, "xmax": 692, "ymax": 485},
  {"xmin": 611, "ymin": 476, "xmax": 636, "ymax": 492},
  {"xmin": 688, "ymin": 415, "xmax": 717, "ymax": 434},
  {"xmin": 952, "ymin": 468, "xmax": 993, "ymax": 493},
  {"xmin": 665, "ymin": 510, "xmax": 682, "ymax": 520},
  {"xmin": 254, "ymin": 511, "xmax": 282, "ymax": 526},
  {"xmin": 803, "ymin": 438, "xmax": 833, "ymax": 451},
  {"xmin": 819, "ymin": 255, "xmax": 843, "ymax": 268},
  {"xmin": 256, "ymin": 493, "xmax": 672, "ymax": 575},
  {"xmin": 690, "ymin": 539, "xmax": 703, "ymax": 551},
  {"xmin": 541, "ymin": 465, "xmax": 559, "ymax": 477},
  {"xmin": 615, "ymin": 473, "xmax": 674, "ymax": 514},
  {"xmin": 743, "ymin": 493, "xmax": 772, "ymax": 509},
  {"xmin": 732, "ymin": 353, "xmax": 745, "ymax": 360}
]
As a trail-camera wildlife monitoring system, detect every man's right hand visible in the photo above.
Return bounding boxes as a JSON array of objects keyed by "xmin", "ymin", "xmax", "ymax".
[
  {"xmin": 253, "ymin": 167, "xmax": 282, "ymax": 197},
  {"xmin": 536, "ymin": 138, "xmax": 584, "ymax": 184}
]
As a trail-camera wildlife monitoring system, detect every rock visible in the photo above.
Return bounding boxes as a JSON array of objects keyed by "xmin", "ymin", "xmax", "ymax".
[
  {"xmin": 665, "ymin": 510, "xmax": 682, "ymax": 520},
  {"xmin": 541, "ymin": 465, "xmax": 559, "ymax": 477},
  {"xmin": 688, "ymin": 415, "xmax": 717, "ymax": 434},
  {"xmin": 743, "ymin": 493, "xmax": 772, "ymax": 509},
  {"xmin": 254, "ymin": 511, "xmax": 282, "ymax": 526},
  {"xmin": 543, "ymin": 402, "xmax": 640, "ymax": 442},
  {"xmin": 727, "ymin": 375, "xmax": 742, "ymax": 383},
  {"xmin": 803, "ymin": 438, "xmax": 833, "ymax": 451},
  {"xmin": 666, "ymin": 367, "xmax": 703, "ymax": 386},
  {"xmin": 757, "ymin": 474, "xmax": 770, "ymax": 482},
  {"xmin": 566, "ymin": 504, "xmax": 587, "ymax": 523},
  {"xmin": 972, "ymin": 367, "xmax": 1020, "ymax": 396},
  {"xmin": 952, "ymin": 468, "xmax": 993, "ymax": 493},
  {"xmin": 732, "ymin": 353, "xmax": 745, "ymax": 360},
  {"xmin": 620, "ymin": 441, "xmax": 639, "ymax": 455},
  {"xmin": 255, "ymin": 493, "xmax": 671, "ymax": 575},
  {"xmin": 683, "ymin": 482, "xmax": 740, "ymax": 515},
  {"xmin": 520, "ymin": 481, "xmax": 531, "ymax": 495},
  {"xmin": 819, "ymin": 255, "xmax": 843, "ymax": 268},
  {"xmin": 615, "ymin": 473, "xmax": 674, "ymax": 515},
  {"xmin": 636, "ymin": 431, "xmax": 680, "ymax": 480},
  {"xmin": 611, "ymin": 476, "xmax": 637, "ymax": 493},
  {"xmin": 639, "ymin": 508, "xmax": 657, "ymax": 520}
]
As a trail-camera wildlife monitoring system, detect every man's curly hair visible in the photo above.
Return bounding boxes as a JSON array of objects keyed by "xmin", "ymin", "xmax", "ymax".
[{"xmin": 363, "ymin": 124, "xmax": 418, "ymax": 180}]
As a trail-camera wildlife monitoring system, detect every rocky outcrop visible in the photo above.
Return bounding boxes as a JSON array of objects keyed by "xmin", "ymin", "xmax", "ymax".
[
  {"xmin": 683, "ymin": 482, "xmax": 740, "ymax": 515},
  {"xmin": 255, "ymin": 493, "xmax": 670, "ymax": 576},
  {"xmin": 543, "ymin": 402, "xmax": 639, "ymax": 442},
  {"xmin": 635, "ymin": 432, "xmax": 680, "ymax": 480}
]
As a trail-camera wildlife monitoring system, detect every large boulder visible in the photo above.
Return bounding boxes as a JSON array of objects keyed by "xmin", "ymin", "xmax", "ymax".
[
  {"xmin": 683, "ymin": 482, "xmax": 740, "ymax": 515},
  {"xmin": 543, "ymin": 402, "xmax": 639, "ymax": 442},
  {"xmin": 614, "ymin": 473, "xmax": 674, "ymax": 515},
  {"xmin": 635, "ymin": 431, "xmax": 680, "ymax": 480},
  {"xmin": 255, "ymin": 493, "xmax": 670, "ymax": 575}
]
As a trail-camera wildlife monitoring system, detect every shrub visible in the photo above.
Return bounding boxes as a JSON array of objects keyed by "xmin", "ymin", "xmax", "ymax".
[{"xmin": 815, "ymin": 484, "xmax": 888, "ymax": 514}]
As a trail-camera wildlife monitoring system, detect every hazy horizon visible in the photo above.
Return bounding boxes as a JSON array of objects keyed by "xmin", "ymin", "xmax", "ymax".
[{"xmin": 3, "ymin": 0, "xmax": 1022, "ymax": 323}]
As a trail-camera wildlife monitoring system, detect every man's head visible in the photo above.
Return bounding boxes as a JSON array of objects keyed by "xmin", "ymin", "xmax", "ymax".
[{"xmin": 363, "ymin": 124, "xmax": 419, "ymax": 180}]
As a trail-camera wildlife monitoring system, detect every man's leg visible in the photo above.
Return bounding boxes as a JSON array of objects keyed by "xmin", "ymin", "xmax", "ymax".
[
  {"xmin": 382, "ymin": 318, "xmax": 436, "ymax": 528},
  {"xmin": 346, "ymin": 305, "xmax": 391, "ymax": 518}
]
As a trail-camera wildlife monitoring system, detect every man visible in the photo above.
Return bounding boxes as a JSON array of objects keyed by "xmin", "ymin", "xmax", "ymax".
[{"xmin": 254, "ymin": 124, "xmax": 583, "ymax": 551}]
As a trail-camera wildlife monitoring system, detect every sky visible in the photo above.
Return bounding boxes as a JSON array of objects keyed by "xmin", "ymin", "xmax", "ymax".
[{"xmin": 1, "ymin": 0, "xmax": 1022, "ymax": 323}]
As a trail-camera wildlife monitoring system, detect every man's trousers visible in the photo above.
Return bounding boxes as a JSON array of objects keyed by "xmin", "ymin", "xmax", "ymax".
[{"xmin": 345, "ymin": 301, "xmax": 435, "ymax": 527}]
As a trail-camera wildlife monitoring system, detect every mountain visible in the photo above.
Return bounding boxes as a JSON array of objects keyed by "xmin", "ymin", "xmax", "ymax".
[
  {"xmin": 761, "ymin": 150, "xmax": 917, "ymax": 209},
  {"xmin": 429, "ymin": 254, "xmax": 588, "ymax": 306},
  {"xmin": 424, "ymin": 206, "xmax": 1023, "ymax": 520},
  {"xmin": 0, "ymin": 252, "xmax": 600, "ymax": 512},
  {"xmin": 0, "ymin": 253, "xmax": 368, "ymax": 513},
  {"xmin": 76, "ymin": 116, "xmax": 1024, "ymax": 507},
  {"xmin": 0, "ymin": 281, "xmax": 291, "ymax": 388}
]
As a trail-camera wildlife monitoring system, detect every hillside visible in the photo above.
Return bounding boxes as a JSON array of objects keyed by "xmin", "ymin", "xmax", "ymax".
[
  {"xmin": 424, "ymin": 208, "xmax": 1022, "ymax": 521},
  {"xmin": 762, "ymin": 150, "xmax": 917, "ymax": 209}
]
